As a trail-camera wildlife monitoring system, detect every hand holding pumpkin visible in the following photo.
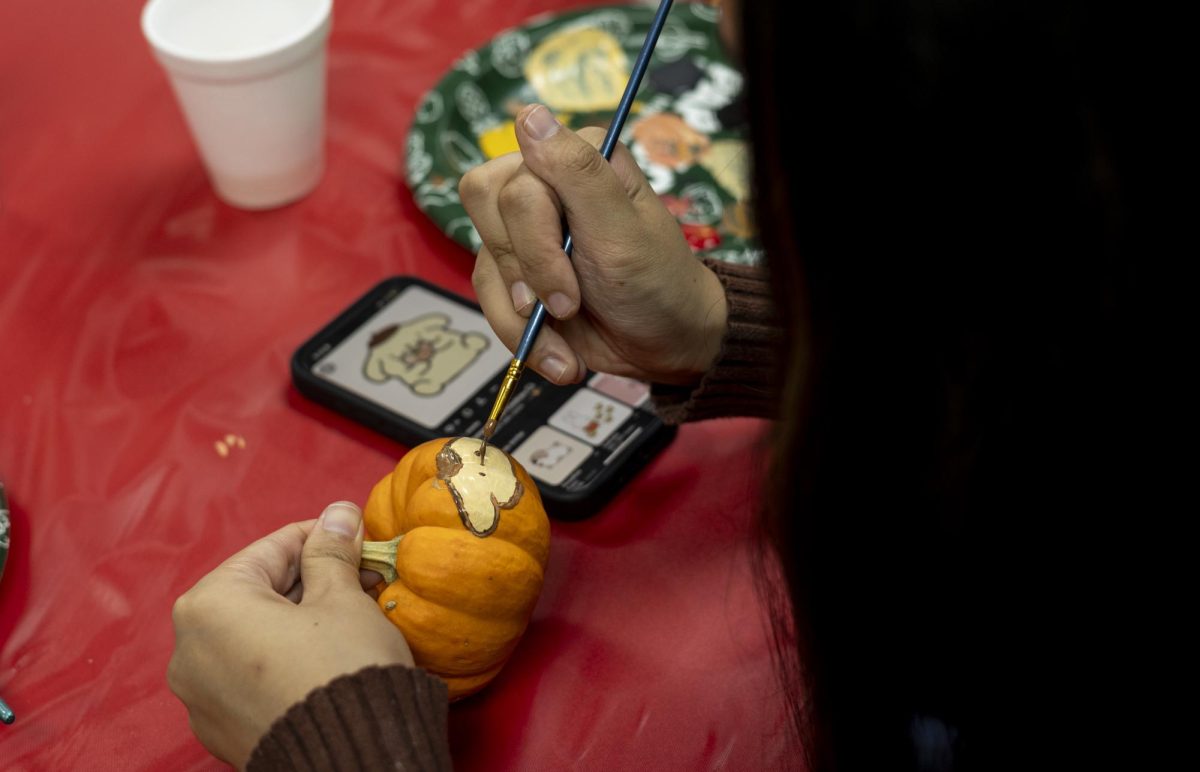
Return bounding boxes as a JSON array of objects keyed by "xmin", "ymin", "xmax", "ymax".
[
  {"xmin": 168, "ymin": 503, "xmax": 413, "ymax": 769},
  {"xmin": 169, "ymin": 439, "xmax": 548, "ymax": 768}
]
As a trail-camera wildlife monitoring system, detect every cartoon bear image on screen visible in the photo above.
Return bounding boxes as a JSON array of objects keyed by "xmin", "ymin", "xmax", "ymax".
[{"xmin": 363, "ymin": 312, "xmax": 489, "ymax": 396}]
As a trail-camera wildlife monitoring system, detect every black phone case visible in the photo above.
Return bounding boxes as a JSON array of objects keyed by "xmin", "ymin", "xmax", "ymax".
[{"xmin": 290, "ymin": 276, "xmax": 676, "ymax": 520}]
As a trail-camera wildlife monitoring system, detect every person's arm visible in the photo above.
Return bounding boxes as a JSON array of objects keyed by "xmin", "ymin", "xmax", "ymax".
[
  {"xmin": 168, "ymin": 503, "xmax": 440, "ymax": 770},
  {"xmin": 650, "ymin": 258, "xmax": 780, "ymax": 424},
  {"xmin": 248, "ymin": 664, "xmax": 451, "ymax": 771}
]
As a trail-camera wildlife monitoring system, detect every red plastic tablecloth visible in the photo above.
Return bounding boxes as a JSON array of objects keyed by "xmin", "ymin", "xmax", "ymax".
[{"xmin": 0, "ymin": 0, "xmax": 789, "ymax": 768}]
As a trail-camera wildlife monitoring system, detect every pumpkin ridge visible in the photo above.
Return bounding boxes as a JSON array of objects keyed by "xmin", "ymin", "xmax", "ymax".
[
  {"xmin": 393, "ymin": 528, "xmax": 544, "ymax": 619},
  {"xmin": 379, "ymin": 583, "xmax": 526, "ymax": 675}
]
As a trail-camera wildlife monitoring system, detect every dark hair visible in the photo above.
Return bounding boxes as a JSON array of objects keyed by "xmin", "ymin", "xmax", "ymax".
[{"xmin": 740, "ymin": 2, "xmax": 1144, "ymax": 769}]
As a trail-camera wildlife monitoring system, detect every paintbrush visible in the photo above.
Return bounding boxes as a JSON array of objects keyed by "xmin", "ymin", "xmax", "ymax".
[{"xmin": 479, "ymin": 0, "xmax": 676, "ymax": 462}]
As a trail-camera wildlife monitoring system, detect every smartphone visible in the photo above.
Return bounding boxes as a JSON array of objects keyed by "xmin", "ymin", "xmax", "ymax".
[{"xmin": 291, "ymin": 277, "xmax": 676, "ymax": 520}]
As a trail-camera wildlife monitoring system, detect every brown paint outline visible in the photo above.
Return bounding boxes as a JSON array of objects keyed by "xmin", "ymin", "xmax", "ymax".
[{"xmin": 436, "ymin": 438, "xmax": 524, "ymax": 537}]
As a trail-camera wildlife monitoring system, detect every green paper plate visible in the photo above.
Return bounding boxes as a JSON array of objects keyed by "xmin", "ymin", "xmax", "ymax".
[{"xmin": 404, "ymin": 1, "xmax": 762, "ymax": 266}]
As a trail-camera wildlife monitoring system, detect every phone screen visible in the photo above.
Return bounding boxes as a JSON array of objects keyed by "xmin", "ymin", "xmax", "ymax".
[{"xmin": 311, "ymin": 283, "xmax": 511, "ymax": 430}]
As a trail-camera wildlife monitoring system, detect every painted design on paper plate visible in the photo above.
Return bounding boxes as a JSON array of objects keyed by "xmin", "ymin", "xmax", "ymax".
[
  {"xmin": 525, "ymin": 26, "xmax": 629, "ymax": 113},
  {"xmin": 415, "ymin": 90, "xmax": 444, "ymax": 124},
  {"xmin": 689, "ymin": 0, "xmax": 723, "ymax": 24},
  {"xmin": 698, "ymin": 139, "xmax": 750, "ymax": 201},
  {"xmin": 406, "ymin": 132, "xmax": 432, "ymax": 186},
  {"xmin": 444, "ymin": 216, "xmax": 483, "ymax": 252},
  {"xmin": 671, "ymin": 60, "xmax": 742, "ymax": 132},
  {"xmin": 455, "ymin": 50, "xmax": 482, "ymax": 76},
  {"xmin": 441, "ymin": 130, "xmax": 485, "ymax": 174},
  {"xmin": 567, "ymin": 9, "xmax": 633, "ymax": 40},
  {"xmin": 490, "ymin": 30, "xmax": 532, "ymax": 79},
  {"xmin": 455, "ymin": 81, "xmax": 494, "ymax": 133},
  {"xmin": 655, "ymin": 16, "xmax": 709, "ymax": 61},
  {"xmin": 413, "ymin": 178, "xmax": 460, "ymax": 210},
  {"xmin": 632, "ymin": 112, "xmax": 710, "ymax": 168},
  {"xmin": 405, "ymin": 3, "xmax": 762, "ymax": 265}
]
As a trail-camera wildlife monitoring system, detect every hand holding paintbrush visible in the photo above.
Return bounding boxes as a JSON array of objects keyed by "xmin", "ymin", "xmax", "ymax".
[
  {"xmin": 466, "ymin": 0, "xmax": 727, "ymax": 457},
  {"xmin": 479, "ymin": 0, "xmax": 681, "ymax": 457}
]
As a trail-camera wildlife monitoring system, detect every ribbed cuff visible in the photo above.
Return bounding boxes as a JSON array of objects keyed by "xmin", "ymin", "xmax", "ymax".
[
  {"xmin": 247, "ymin": 665, "xmax": 451, "ymax": 772},
  {"xmin": 651, "ymin": 259, "xmax": 781, "ymax": 424}
]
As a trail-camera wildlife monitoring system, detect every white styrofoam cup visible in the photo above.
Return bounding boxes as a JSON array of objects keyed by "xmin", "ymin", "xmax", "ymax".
[{"xmin": 142, "ymin": 0, "xmax": 332, "ymax": 209}]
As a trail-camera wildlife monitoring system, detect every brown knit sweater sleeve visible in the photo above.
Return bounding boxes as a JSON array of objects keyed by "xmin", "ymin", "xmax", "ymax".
[
  {"xmin": 247, "ymin": 665, "xmax": 451, "ymax": 772},
  {"xmin": 651, "ymin": 258, "xmax": 780, "ymax": 423}
]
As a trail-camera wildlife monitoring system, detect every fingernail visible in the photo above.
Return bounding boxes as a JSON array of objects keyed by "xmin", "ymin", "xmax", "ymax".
[
  {"xmin": 523, "ymin": 105, "xmax": 560, "ymax": 141},
  {"xmin": 320, "ymin": 501, "xmax": 361, "ymax": 538},
  {"xmin": 540, "ymin": 355, "xmax": 570, "ymax": 383},
  {"xmin": 511, "ymin": 281, "xmax": 535, "ymax": 312},
  {"xmin": 547, "ymin": 292, "xmax": 575, "ymax": 319}
]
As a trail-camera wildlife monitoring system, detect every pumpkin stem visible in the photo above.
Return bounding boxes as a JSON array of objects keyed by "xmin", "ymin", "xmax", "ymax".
[{"xmin": 359, "ymin": 535, "xmax": 403, "ymax": 583}]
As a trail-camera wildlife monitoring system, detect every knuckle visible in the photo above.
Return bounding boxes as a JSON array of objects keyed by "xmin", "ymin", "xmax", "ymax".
[
  {"xmin": 518, "ymin": 238, "xmax": 568, "ymax": 276},
  {"xmin": 492, "ymin": 253, "xmax": 524, "ymax": 286},
  {"xmin": 576, "ymin": 126, "xmax": 607, "ymax": 147},
  {"xmin": 489, "ymin": 236, "xmax": 519, "ymax": 265},
  {"xmin": 497, "ymin": 175, "xmax": 543, "ymax": 219},
  {"xmin": 562, "ymin": 140, "xmax": 607, "ymax": 178},
  {"xmin": 260, "ymin": 538, "xmax": 291, "ymax": 571},
  {"xmin": 458, "ymin": 166, "xmax": 489, "ymax": 207},
  {"xmin": 520, "ymin": 246, "xmax": 558, "ymax": 274},
  {"xmin": 472, "ymin": 255, "xmax": 503, "ymax": 297},
  {"xmin": 171, "ymin": 591, "xmax": 196, "ymax": 627},
  {"xmin": 471, "ymin": 259, "xmax": 490, "ymax": 292},
  {"xmin": 305, "ymin": 543, "xmax": 354, "ymax": 567}
]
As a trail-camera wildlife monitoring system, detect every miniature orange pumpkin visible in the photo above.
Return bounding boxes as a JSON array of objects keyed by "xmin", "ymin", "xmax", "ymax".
[{"xmin": 359, "ymin": 437, "xmax": 550, "ymax": 699}]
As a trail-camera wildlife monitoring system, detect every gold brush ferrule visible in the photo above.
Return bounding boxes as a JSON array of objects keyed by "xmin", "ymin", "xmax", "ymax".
[{"xmin": 485, "ymin": 359, "xmax": 526, "ymax": 433}]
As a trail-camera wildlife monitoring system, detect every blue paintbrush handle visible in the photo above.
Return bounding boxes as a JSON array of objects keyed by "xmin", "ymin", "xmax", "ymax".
[{"xmin": 514, "ymin": 0, "xmax": 674, "ymax": 363}]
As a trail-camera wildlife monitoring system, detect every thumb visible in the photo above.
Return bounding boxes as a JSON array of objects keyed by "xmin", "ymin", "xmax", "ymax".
[
  {"xmin": 514, "ymin": 104, "xmax": 646, "ymax": 228},
  {"xmin": 300, "ymin": 501, "xmax": 365, "ymax": 601}
]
